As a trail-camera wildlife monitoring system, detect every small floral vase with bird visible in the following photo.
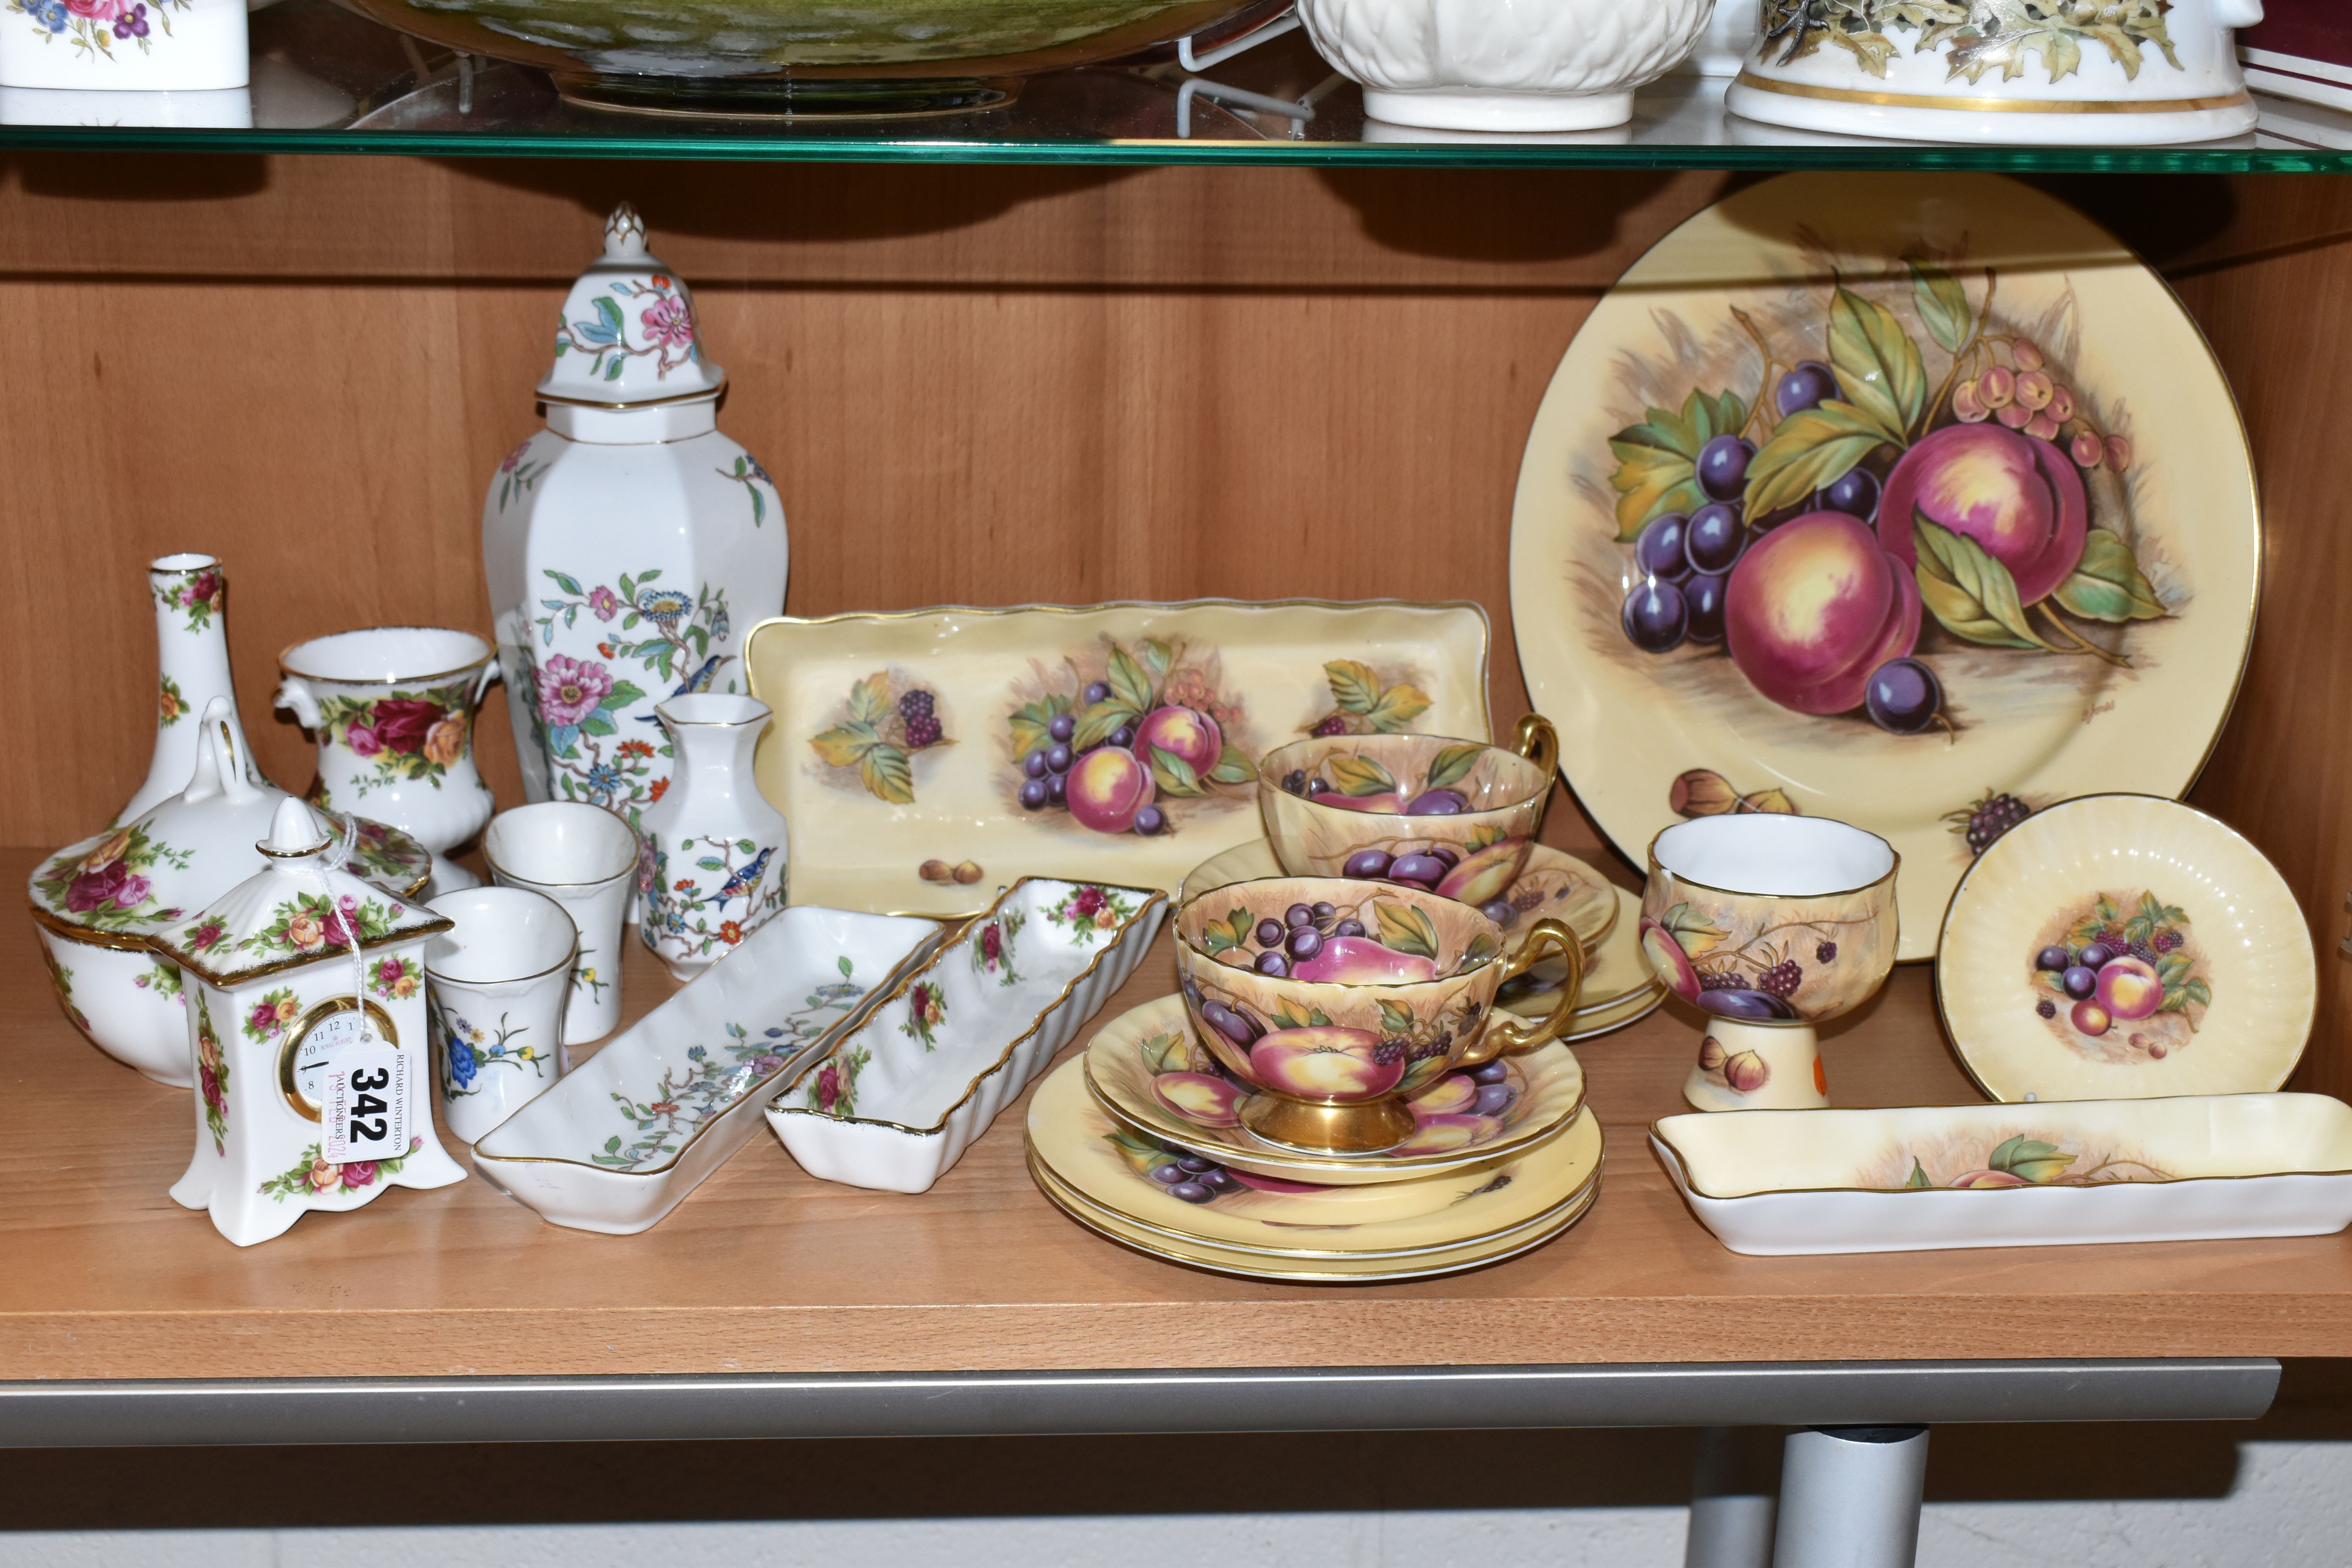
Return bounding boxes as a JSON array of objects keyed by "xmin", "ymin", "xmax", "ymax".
[{"xmin": 637, "ymin": 694, "xmax": 790, "ymax": 981}]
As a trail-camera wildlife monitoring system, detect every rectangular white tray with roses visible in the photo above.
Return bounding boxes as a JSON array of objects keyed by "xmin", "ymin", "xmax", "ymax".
[{"xmin": 766, "ymin": 878, "xmax": 1167, "ymax": 1195}]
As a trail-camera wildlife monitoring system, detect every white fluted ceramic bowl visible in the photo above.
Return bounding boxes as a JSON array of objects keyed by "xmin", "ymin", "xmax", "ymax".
[{"xmin": 1300, "ymin": 0, "xmax": 1715, "ymax": 131}]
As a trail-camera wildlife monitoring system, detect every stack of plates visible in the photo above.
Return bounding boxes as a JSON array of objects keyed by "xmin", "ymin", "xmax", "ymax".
[
  {"xmin": 1180, "ymin": 839, "xmax": 1664, "ymax": 1041},
  {"xmin": 1026, "ymin": 994, "xmax": 1605, "ymax": 1281}
]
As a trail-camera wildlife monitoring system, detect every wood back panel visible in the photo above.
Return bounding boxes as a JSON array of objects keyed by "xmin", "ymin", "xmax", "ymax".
[{"xmin": 1, "ymin": 156, "xmax": 2346, "ymax": 1091}]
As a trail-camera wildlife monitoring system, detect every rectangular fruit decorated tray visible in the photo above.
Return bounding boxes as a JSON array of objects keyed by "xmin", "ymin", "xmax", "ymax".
[{"xmin": 744, "ymin": 601, "xmax": 1491, "ymax": 916}]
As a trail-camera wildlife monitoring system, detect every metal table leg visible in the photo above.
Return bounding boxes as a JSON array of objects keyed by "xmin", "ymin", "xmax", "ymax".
[
  {"xmin": 1773, "ymin": 1425, "xmax": 1931, "ymax": 1568},
  {"xmin": 1685, "ymin": 1426, "xmax": 1778, "ymax": 1568}
]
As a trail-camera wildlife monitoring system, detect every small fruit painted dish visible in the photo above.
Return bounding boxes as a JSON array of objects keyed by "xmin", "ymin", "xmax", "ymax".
[
  {"xmin": 744, "ymin": 601, "xmax": 1492, "ymax": 917},
  {"xmin": 1027, "ymin": 1052, "xmax": 1603, "ymax": 1279},
  {"xmin": 1936, "ymin": 794, "xmax": 2314, "ymax": 1104},
  {"xmin": 1082, "ymin": 994, "xmax": 1587, "ymax": 1185},
  {"xmin": 1654, "ymin": 1094, "xmax": 2352, "ymax": 1256},
  {"xmin": 1174, "ymin": 876, "xmax": 1581, "ymax": 1154},
  {"xmin": 1256, "ymin": 715, "xmax": 1559, "ymax": 921},
  {"xmin": 1179, "ymin": 837, "xmax": 1618, "ymax": 959},
  {"xmin": 1510, "ymin": 173, "xmax": 2259, "ymax": 964}
]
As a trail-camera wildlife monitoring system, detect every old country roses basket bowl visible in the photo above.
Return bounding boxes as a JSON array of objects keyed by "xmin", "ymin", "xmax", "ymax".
[{"xmin": 337, "ymin": 0, "xmax": 1264, "ymax": 117}]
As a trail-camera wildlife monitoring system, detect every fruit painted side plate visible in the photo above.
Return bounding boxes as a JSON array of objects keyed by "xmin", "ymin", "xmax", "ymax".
[
  {"xmin": 1501, "ymin": 886, "xmax": 1663, "ymax": 1025},
  {"xmin": 745, "ymin": 602, "xmax": 1491, "ymax": 916},
  {"xmin": 1179, "ymin": 837, "xmax": 1619, "ymax": 958},
  {"xmin": 1510, "ymin": 173, "xmax": 2259, "ymax": 961},
  {"xmin": 1082, "ymin": 994, "xmax": 1585, "ymax": 1185},
  {"xmin": 1937, "ymin": 795, "xmax": 2314, "ymax": 1103},
  {"xmin": 1029, "ymin": 1151, "xmax": 1598, "ymax": 1282},
  {"xmin": 1031, "ymin": 1052, "xmax": 1603, "ymax": 1258}
]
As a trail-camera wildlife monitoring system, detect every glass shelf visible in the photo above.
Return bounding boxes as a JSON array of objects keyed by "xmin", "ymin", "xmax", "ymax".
[{"xmin": 3, "ymin": 0, "xmax": 2350, "ymax": 168}]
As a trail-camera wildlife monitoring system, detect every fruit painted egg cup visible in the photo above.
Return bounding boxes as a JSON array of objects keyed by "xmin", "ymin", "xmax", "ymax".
[
  {"xmin": 1639, "ymin": 815, "xmax": 1899, "ymax": 1113},
  {"xmin": 1257, "ymin": 716, "xmax": 1560, "ymax": 926},
  {"xmin": 1174, "ymin": 876, "xmax": 1582, "ymax": 1155}
]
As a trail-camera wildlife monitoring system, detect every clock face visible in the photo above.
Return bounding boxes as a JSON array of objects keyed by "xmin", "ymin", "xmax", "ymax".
[{"xmin": 279, "ymin": 999, "xmax": 398, "ymax": 1122}]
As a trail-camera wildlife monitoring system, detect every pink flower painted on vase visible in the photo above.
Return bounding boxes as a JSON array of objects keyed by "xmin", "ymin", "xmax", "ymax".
[
  {"xmin": 641, "ymin": 295, "xmax": 695, "ymax": 351},
  {"xmin": 538, "ymin": 655, "xmax": 614, "ymax": 728},
  {"xmin": 371, "ymin": 699, "xmax": 442, "ymax": 756},
  {"xmin": 346, "ymin": 724, "xmax": 383, "ymax": 759},
  {"xmin": 112, "ymin": 873, "xmax": 151, "ymax": 909},
  {"xmin": 500, "ymin": 440, "xmax": 532, "ymax": 474},
  {"xmin": 339, "ymin": 1161, "xmax": 380, "ymax": 1190},
  {"xmin": 588, "ymin": 586, "xmax": 622, "ymax": 622}
]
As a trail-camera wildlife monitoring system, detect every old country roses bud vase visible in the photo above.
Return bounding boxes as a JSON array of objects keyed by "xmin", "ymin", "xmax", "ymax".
[
  {"xmin": 481, "ymin": 203, "xmax": 787, "ymax": 834},
  {"xmin": 637, "ymin": 694, "xmax": 790, "ymax": 982},
  {"xmin": 120, "ymin": 553, "xmax": 268, "ymax": 827},
  {"xmin": 276, "ymin": 627, "xmax": 499, "ymax": 896}
]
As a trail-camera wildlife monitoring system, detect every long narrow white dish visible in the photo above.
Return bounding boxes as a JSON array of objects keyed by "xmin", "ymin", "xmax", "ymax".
[
  {"xmin": 1654, "ymin": 1094, "xmax": 2352, "ymax": 1256},
  {"xmin": 472, "ymin": 906, "xmax": 947, "ymax": 1234},
  {"xmin": 766, "ymin": 878, "xmax": 1166, "ymax": 1194}
]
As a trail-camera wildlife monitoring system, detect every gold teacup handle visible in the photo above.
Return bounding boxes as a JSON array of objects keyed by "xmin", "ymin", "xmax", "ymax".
[
  {"xmin": 1459, "ymin": 916, "xmax": 1584, "ymax": 1064},
  {"xmin": 1513, "ymin": 714, "xmax": 1559, "ymax": 833}
]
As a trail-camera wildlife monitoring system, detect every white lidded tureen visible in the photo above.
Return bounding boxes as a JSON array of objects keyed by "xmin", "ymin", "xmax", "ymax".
[
  {"xmin": 483, "ymin": 202, "xmax": 788, "ymax": 849},
  {"xmin": 156, "ymin": 797, "xmax": 465, "ymax": 1248},
  {"xmin": 28, "ymin": 698, "xmax": 431, "ymax": 1087}
]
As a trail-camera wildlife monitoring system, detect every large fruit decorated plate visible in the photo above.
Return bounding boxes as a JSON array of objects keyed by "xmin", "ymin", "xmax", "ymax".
[
  {"xmin": 746, "ymin": 602, "xmax": 1490, "ymax": 916},
  {"xmin": 1509, "ymin": 173, "xmax": 2259, "ymax": 961}
]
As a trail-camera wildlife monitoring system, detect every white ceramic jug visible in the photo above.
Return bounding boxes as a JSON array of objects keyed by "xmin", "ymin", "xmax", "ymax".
[{"xmin": 637, "ymin": 694, "xmax": 789, "ymax": 981}]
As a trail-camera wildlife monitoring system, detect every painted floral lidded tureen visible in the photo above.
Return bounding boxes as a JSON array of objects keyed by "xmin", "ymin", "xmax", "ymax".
[
  {"xmin": 28, "ymin": 699, "xmax": 432, "ymax": 1089},
  {"xmin": 154, "ymin": 797, "xmax": 466, "ymax": 1248},
  {"xmin": 483, "ymin": 202, "xmax": 788, "ymax": 852}
]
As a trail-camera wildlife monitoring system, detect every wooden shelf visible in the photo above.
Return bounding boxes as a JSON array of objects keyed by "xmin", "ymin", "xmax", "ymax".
[{"xmin": 9, "ymin": 845, "xmax": 2351, "ymax": 1384}]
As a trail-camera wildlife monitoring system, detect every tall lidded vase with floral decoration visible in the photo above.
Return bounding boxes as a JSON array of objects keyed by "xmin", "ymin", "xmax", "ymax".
[
  {"xmin": 122, "ymin": 552, "xmax": 268, "ymax": 826},
  {"xmin": 153, "ymin": 797, "xmax": 466, "ymax": 1248},
  {"xmin": 482, "ymin": 203, "xmax": 787, "ymax": 864}
]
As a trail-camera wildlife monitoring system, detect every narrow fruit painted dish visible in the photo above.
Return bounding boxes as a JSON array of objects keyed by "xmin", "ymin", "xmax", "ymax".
[
  {"xmin": 1029, "ymin": 1051, "xmax": 1603, "ymax": 1266},
  {"xmin": 762, "ymin": 877, "xmax": 1164, "ymax": 1194},
  {"xmin": 1937, "ymin": 794, "xmax": 2314, "ymax": 1103},
  {"xmin": 1179, "ymin": 837, "xmax": 1618, "ymax": 958},
  {"xmin": 1654, "ymin": 1094, "xmax": 2352, "ymax": 1256},
  {"xmin": 1510, "ymin": 172, "xmax": 2259, "ymax": 962},
  {"xmin": 1082, "ymin": 993, "xmax": 1586, "ymax": 1185},
  {"xmin": 745, "ymin": 602, "xmax": 1491, "ymax": 917}
]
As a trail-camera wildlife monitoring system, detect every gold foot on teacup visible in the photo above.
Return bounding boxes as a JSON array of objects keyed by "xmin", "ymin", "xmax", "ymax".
[
  {"xmin": 1682, "ymin": 1020, "xmax": 1830, "ymax": 1112},
  {"xmin": 1239, "ymin": 1090, "xmax": 1418, "ymax": 1156}
]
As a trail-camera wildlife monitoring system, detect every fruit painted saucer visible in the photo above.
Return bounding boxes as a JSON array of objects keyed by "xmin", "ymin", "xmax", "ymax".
[
  {"xmin": 1937, "ymin": 794, "xmax": 2314, "ymax": 1103},
  {"xmin": 1501, "ymin": 885, "xmax": 1666, "ymax": 1033},
  {"xmin": 745, "ymin": 602, "xmax": 1492, "ymax": 917},
  {"xmin": 1179, "ymin": 837, "xmax": 1619, "ymax": 956},
  {"xmin": 1082, "ymin": 994, "xmax": 1585, "ymax": 1185},
  {"xmin": 1030, "ymin": 1150, "xmax": 1599, "ymax": 1283},
  {"xmin": 1510, "ymin": 173, "xmax": 2260, "ymax": 962},
  {"xmin": 1030, "ymin": 1053, "xmax": 1604, "ymax": 1261}
]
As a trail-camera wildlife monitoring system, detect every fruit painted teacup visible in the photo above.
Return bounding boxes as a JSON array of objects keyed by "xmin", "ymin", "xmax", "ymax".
[
  {"xmin": 1257, "ymin": 716, "xmax": 1561, "ymax": 924},
  {"xmin": 1174, "ymin": 875, "xmax": 1582, "ymax": 1154},
  {"xmin": 1639, "ymin": 815, "xmax": 1899, "ymax": 1113}
]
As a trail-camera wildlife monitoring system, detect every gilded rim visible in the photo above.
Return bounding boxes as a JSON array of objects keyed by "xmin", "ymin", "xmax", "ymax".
[
  {"xmin": 1175, "ymin": 875, "xmax": 1510, "ymax": 982},
  {"xmin": 1730, "ymin": 71, "xmax": 2250, "ymax": 116},
  {"xmin": 278, "ymin": 996, "xmax": 400, "ymax": 1123},
  {"xmin": 481, "ymin": 807, "xmax": 641, "ymax": 891},
  {"xmin": 1650, "ymin": 1102, "xmax": 2352, "ymax": 1203},
  {"xmin": 161, "ymin": 913, "xmax": 457, "ymax": 992},
  {"xmin": 1513, "ymin": 174, "xmax": 2265, "ymax": 967},
  {"xmin": 536, "ymin": 380, "xmax": 728, "ymax": 411},
  {"xmin": 1644, "ymin": 821, "xmax": 1902, "ymax": 903},
  {"xmin": 769, "ymin": 879, "xmax": 1167, "ymax": 1137},
  {"xmin": 278, "ymin": 626, "xmax": 496, "ymax": 686},
  {"xmin": 1082, "ymin": 1047, "xmax": 1586, "ymax": 1182},
  {"xmin": 469, "ymin": 918, "xmax": 951, "ymax": 1178},
  {"xmin": 1255, "ymin": 729, "xmax": 1553, "ymax": 818},
  {"xmin": 1929, "ymin": 790, "xmax": 2311, "ymax": 1102},
  {"xmin": 424, "ymin": 935, "xmax": 579, "ymax": 990}
]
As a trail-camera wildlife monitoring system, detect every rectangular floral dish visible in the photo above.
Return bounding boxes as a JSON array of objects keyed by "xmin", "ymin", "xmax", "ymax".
[
  {"xmin": 765, "ymin": 877, "xmax": 1166, "ymax": 1195},
  {"xmin": 470, "ymin": 906, "xmax": 947, "ymax": 1234},
  {"xmin": 744, "ymin": 601, "xmax": 1490, "ymax": 916},
  {"xmin": 1653, "ymin": 1094, "xmax": 2352, "ymax": 1256}
]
